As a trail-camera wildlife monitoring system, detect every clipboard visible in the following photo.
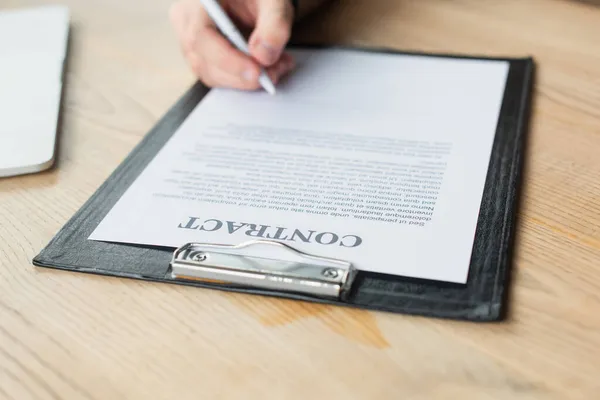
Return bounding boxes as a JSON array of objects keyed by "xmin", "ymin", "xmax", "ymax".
[{"xmin": 33, "ymin": 44, "xmax": 535, "ymax": 322}]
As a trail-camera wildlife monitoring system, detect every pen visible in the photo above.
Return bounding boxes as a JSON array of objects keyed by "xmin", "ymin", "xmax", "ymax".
[{"xmin": 198, "ymin": 0, "xmax": 277, "ymax": 95}]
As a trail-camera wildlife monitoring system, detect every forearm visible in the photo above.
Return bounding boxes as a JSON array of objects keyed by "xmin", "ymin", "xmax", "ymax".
[{"xmin": 293, "ymin": 0, "xmax": 330, "ymax": 20}]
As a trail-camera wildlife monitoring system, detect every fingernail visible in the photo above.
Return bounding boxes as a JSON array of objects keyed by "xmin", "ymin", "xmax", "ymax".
[
  {"xmin": 279, "ymin": 62, "xmax": 290, "ymax": 75},
  {"xmin": 282, "ymin": 57, "xmax": 295, "ymax": 74},
  {"xmin": 243, "ymin": 69, "xmax": 256, "ymax": 81},
  {"xmin": 286, "ymin": 56, "xmax": 296, "ymax": 70},
  {"xmin": 273, "ymin": 62, "xmax": 292, "ymax": 81},
  {"xmin": 280, "ymin": 52, "xmax": 294, "ymax": 68},
  {"xmin": 257, "ymin": 40, "xmax": 280, "ymax": 64}
]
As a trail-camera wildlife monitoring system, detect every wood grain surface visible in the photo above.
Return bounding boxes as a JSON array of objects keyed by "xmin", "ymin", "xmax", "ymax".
[{"xmin": 1, "ymin": 0, "xmax": 599, "ymax": 399}]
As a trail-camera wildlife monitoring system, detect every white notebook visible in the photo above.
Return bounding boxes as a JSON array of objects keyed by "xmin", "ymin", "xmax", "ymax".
[{"xmin": 0, "ymin": 5, "xmax": 70, "ymax": 178}]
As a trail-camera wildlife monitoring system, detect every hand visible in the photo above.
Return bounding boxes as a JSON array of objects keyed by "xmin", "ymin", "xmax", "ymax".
[{"xmin": 169, "ymin": 0, "xmax": 296, "ymax": 90}]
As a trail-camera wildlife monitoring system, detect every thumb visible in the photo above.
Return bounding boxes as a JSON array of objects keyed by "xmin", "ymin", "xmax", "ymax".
[{"xmin": 249, "ymin": 0, "xmax": 294, "ymax": 66}]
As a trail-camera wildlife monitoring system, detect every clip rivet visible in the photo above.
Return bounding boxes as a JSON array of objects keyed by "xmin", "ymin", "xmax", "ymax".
[
  {"xmin": 322, "ymin": 268, "xmax": 339, "ymax": 278},
  {"xmin": 191, "ymin": 252, "xmax": 207, "ymax": 262}
]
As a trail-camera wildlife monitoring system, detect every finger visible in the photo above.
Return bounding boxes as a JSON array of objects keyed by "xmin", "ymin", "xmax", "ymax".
[
  {"xmin": 265, "ymin": 51, "xmax": 296, "ymax": 83},
  {"xmin": 249, "ymin": 0, "xmax": 294, "ymax": 66},
  {"xmin": 169, "ymin": 0, "xmax": 205, "ymax": 45},
  {"xmin": 198, "ymin": 28, "xmax": 263, "ymax": 89},
  {"xmin": 168, "ymin": 0, "xmax": 190, "ymax": 35},
  {"xmin": 206, "ymin": 48, "xmax": 295, "ymax": 92},
  {"xmin": 169, "ymin": 0, "xmax": 207, "ymax": 72},
  {"xmin": 175, "ymin": 2, "xmax": 264, "ymax": 90},
  {"xmin": 203, "ymin": 65, "xmax": 260, "ymax": 90}
]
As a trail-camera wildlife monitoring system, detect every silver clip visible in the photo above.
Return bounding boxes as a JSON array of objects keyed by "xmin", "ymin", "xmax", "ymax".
[{"xmin": 170, "ymin": 239, "xmax": 356, "ymax": 300}]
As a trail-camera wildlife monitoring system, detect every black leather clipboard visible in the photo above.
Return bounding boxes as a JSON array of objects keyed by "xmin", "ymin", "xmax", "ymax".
[{"xmin": 33, "ymin": 44, "xmax": 535, "ymax": 322}]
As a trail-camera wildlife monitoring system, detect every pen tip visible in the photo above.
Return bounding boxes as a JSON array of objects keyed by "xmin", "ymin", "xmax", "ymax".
[
  {"xmin": 259, "ymin": 74, "xmax": 276, "ymax": 95},
  {"xmin": 264, "ymin": 82, "xmax": 276, "ymax": 95}
]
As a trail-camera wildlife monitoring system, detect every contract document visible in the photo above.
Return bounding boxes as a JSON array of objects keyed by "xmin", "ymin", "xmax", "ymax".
[{"xmin": 89, "ymin": 47, "xmax": 509, "ymax": 283}]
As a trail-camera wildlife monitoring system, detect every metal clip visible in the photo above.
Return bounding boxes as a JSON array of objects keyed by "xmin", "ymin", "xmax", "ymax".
[{"xmin": 170, "ymin": 239, "xmax": 356, "ymax": 300}]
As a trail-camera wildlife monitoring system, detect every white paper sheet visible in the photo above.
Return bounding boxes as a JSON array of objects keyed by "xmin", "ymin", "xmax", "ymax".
[{"xmin": 89, "ymin": 48, "xmax": 509, "ymax": 283}]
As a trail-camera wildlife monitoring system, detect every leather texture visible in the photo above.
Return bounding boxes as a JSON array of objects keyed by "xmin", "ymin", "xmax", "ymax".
[{"xmin": 33, "ymin": 45, "xmax": 535, "ymax": 322}]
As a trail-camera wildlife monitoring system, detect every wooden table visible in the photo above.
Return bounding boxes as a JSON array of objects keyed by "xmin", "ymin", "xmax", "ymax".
[{"xmin": 1, "ymin": 0, "xmax": 599, "ymax": 398}]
